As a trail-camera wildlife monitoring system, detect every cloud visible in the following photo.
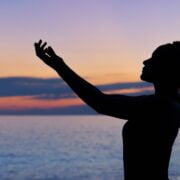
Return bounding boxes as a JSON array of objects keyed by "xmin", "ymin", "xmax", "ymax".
[
  {"xmin": 0, "ymin": 77, "xmax": 153, "ymax": 100},
  {"xmin": 0, "ymin": 104, "xmax": 96, "ymax": 115},
  {"xmin": 0, "ymin": 77, "xmax": 154, "ymax": 115},
  {"xmin": 0, "ymin": 77, "xmax": 75, "ymax": 99}
]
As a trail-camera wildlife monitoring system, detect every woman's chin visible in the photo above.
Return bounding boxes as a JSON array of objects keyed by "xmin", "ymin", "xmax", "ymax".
[
  {"xmin": 140, "ymin": 74, "xmax": 145, "ymax": 81},
  {"xmin": 140, "ymin": 73, "xmax": 153, "ymax": 83},
  {"xmin": 140, "ymin": 72, "xmax": 145, "ymax": 80}
]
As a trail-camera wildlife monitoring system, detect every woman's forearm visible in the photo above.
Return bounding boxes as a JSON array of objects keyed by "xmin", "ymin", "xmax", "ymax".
[
  {"xmin": 34, "ymin": 40, "xmax": 104, "ymax": 112},
  {"xmin": 53, "ymin": 59, "xmax": 104, "ymax": 111},
  {"xmin": 34, "ymin": 41, "xmax": 135, "ymax": 119}
]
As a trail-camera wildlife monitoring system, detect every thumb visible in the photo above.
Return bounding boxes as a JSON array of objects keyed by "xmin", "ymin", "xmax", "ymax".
[{"xmin": 47, "ymin": 46, "xmax": 56, "ymax": 57}]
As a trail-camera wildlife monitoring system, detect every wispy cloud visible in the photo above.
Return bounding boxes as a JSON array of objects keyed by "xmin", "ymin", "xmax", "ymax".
[
  {"xmin": 0, "ymin": 77, "xmax": 154, "ymax": 114},
  {"xmin": 0, "ymin": 77, "xmax": 153, "ymax": 98}
]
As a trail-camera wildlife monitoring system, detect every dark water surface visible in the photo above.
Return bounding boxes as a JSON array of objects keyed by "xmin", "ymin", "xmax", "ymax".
[{"xmin": 0, "ymin": 116, "xmax": 179, "ymax": 180}]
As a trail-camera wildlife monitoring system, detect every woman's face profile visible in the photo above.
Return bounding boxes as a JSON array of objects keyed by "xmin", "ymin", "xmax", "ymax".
[
  {"xmin": 141, "ymin": 50, "xmax": 161, "ymax": 83},
  {"xmin": 140, "ymin": 45, "xmax": 174, "ymax": 84}
]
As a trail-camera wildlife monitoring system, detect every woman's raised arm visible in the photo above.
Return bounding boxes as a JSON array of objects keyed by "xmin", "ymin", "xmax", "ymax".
[{"xmin": 34, "ymin": 40, "xmax": 140, "ymax": 119}]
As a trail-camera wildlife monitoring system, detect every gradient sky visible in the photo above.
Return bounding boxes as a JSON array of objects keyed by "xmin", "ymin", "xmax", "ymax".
[
  {"xmin": 0, "ymin": 0, "xmax": 180, "ymax": 113},
  {"xmin": 1, "ymin": 0, "xmax": 180, "ymax": 83}
]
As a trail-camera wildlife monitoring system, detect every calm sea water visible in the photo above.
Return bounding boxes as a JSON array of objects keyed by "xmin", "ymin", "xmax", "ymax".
[{"xmin": 0, "ymin": 115, "xmax": 179, "ymax": 180}]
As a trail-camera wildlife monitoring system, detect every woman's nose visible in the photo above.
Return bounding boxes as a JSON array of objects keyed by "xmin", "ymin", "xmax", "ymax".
[{"xmin": 143, "ymin": 59, "xmax": 151, "ymax": 65}]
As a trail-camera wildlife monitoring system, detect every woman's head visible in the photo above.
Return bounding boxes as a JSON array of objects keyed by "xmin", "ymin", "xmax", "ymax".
[{"xmin": 141, "ymin": 41, "xmax": 180, "ymax": 87}]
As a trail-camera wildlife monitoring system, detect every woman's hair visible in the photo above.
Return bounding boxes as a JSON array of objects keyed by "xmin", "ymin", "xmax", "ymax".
[
  {"xmin": 154, "ymin": 41, "xmax": 180, "ymax": 59},
  {"xmin": 155, "ymin": 41, "xmax": 180, "ymax": 63},
  {"xmin": 150, "ymin": 41, "xmax": 180, "ymax": 86}
]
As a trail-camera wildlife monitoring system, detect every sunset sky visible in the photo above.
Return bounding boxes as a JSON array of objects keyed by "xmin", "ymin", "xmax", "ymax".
[{"xmin": 1, "ymin": 0, "xmax": 180, "ymax": 114}]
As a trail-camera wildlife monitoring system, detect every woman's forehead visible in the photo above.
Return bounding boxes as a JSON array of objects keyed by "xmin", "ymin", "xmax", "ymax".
[{"xmin": 152, "ymin": 44, "xmax": 172, "ymax": 57}]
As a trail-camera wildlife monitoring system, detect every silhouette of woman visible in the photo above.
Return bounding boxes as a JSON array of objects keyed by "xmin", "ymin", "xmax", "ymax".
[{"xmin": 34, "ymin": 40, "xmax": 180, "ymax": 180}]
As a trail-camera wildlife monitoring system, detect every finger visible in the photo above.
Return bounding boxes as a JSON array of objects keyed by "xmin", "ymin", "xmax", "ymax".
[
  {"xmin": 34, "ymin": 46, "xmax": 41, "ymax": 56},
  {"xmin": 41, "ymin": 42, "xmax": 47, "ymax": 50},
  {"xmin": 34, "ymin": 42, "xmax": 41, "ymax": 52},
  {"xmin": 34, "ymin": 43, "xmax": 44, "ymax": 56},
  {"xmin": 47, "ymin": 46, "xmax": 56, "ymax": 55},
  {"xmin": 44, "ymin": 48, "xmax": 49, "ymax": 54},
  {"xmin": 48, "ymin": 46, "xmax": 54, "ymax": 52},
  {"xmin": 37, "ymin": 39, "xmax": 42, "ymax": 47},
  {"xmin": 34, "ymin": 42, "xmax": 38, "ymax": 47},
  {"xmin": 34, "ymin": 40, "xmax": 42, "ymax": 48}
]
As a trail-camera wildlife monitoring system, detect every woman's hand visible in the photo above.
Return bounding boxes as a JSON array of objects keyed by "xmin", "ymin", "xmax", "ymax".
[{"xmin": 34, "ymin": 40, "xmax": 63, "ymax": 69}]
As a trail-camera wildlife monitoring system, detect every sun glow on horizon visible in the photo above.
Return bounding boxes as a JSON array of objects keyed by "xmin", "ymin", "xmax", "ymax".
[
  {"xmin": 0, "ymin": 96, "xmax": 83, "ymax": 110},
  {"xmin": 0, "ymin": 84, "xmax": 153, "ymax": 111}
]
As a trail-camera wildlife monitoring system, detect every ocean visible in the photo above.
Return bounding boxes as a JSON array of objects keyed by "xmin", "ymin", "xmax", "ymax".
[{"xmin": 0, "ymin": 115, "xmax": 179, "ymax": 180}]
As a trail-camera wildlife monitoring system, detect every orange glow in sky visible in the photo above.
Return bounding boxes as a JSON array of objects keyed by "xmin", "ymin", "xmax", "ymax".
[
  {"xmin": 0, "ymin": 96, "xmax": 83, "ymax": 110},
  {"xmin": 0, "ymin": 1, "xmax": 180, "ymax": 112},
  {"xmin": 1, "ymin": 0, "xmax": 180, "ymax": 84}
]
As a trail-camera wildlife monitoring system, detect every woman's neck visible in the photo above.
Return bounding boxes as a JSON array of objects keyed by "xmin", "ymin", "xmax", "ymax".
[{"xmin": 154, "ymin": 83, "xmax": 179, "ymax": 97}]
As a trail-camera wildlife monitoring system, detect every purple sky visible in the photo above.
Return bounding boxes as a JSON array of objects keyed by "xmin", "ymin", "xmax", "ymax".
[
  {"xmin": 0, "ymin": 1, "xmax": 180, "ymax": 114},
  {"xmin": 1, "ymin": 0, "xmax": 180, "ymax": 83}
]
